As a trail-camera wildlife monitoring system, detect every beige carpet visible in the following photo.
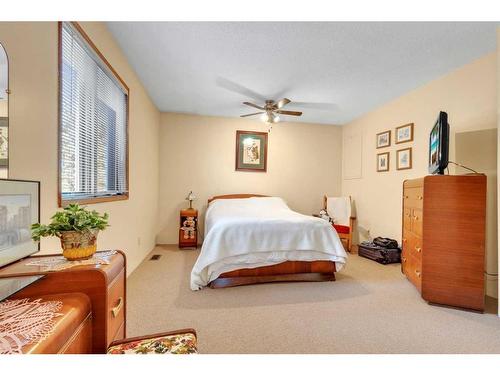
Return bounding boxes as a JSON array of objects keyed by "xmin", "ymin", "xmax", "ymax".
[{"xmin": 126, "ymin": 245, "xmax": 500, "ymax": 354}]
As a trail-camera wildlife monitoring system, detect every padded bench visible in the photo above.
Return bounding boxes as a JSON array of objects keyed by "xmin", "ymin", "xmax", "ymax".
[{"xmin": 107, "ymin": 329, "xmax": 198, "ymax": 354}]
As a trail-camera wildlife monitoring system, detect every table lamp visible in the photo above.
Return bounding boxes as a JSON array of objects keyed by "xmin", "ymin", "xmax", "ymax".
[{"xmin": 185, "ymin": 191, "xmax": 196, "ymax": 209}]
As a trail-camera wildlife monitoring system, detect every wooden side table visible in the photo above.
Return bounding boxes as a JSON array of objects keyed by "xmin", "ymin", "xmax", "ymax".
[
  {"xmin": 179, "ymin": 209, "xmax": 198, "ymax": 249},
  {"xmin": 0, "ymin": 251, "xmax": 126, "ymax": 353}
]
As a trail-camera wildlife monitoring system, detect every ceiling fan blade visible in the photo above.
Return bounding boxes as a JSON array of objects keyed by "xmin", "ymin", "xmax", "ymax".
[
  {"xmin": 276, "ymin": 98, "xmax": 291, "ymax": 109},
  {"xmin": 291, "ymin": 102, "xmax": 338, "ymax": 111},
  {"xmin": 240, "ymin": 112, "xmax": 264, "ymax": 118},
  {"xmin": 276, "ymin": 110, "xmax": 302, "ymax": 116},
  {"xmin": 216, "ymin": 77, "xmax": 266, "ymax": 102},
  {"xmin": 243, "ymin": 101, "xmax": 265, "ymax": 110}
]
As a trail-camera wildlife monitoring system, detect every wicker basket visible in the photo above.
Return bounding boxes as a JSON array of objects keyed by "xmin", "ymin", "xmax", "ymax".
[{"xmin": 60, "ymin": 229, "xmax": 99, "ymax": 260}]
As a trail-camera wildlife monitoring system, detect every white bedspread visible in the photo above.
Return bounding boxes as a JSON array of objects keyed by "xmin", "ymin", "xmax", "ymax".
[{"xmin": 190, "ymin": 197, "xmax": 348, "ymax": 290}]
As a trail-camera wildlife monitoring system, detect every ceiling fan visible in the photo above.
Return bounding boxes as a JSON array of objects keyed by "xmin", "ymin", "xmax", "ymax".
[
  {"xmin": 216, "ymin": 77, "xmax": 339, "ymax": 124},
  {"xmin": 240, "ymin": 98, "xmax": 302, "ymax": 123}
]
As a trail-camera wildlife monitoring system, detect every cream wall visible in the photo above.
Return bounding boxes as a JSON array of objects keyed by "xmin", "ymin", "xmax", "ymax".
[
  {"xmin": 0, "ymin": 22, "xmax": 161, "ymax": 275},
  {"xmin": 157, "ymin": 113, "xmax": 342, "ymax": 244},
  {"xmin": 342, "ymin": 53, "xmax": 497, "ymax": 297},
  {"xmin": 0, "ymin": 100, "xmax": 6, "ymax": 116}
]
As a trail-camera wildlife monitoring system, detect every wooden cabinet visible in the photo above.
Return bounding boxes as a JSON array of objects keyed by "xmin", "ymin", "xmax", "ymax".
[
  {"xmin": 15, "ymin": 293, "xmax": 93, "ymax": 354},
  {"xmin": 402, "ymin": 175, "xmax": 487, "ymax": 311},
  {"xmin": 179, "ymin": 209, "xmax": 198, "ymax": 249},
  {"xmin": 0, "ymin": 251, "xmax": 126, "ymax": 353}
]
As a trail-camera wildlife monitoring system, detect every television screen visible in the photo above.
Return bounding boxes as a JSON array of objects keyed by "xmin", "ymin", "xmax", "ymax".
[
  {"xmin": 429, "ymin": 122, "xmax": 440, "ymax": 166},
  {"xmin": 428, "ymin": 111, "xmax": 449, "ymax": 175}
]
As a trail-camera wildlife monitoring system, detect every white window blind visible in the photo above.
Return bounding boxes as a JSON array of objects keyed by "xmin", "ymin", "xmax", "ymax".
[{"xmin": 60, "ymin": 22, "xmax": 128, "ymax": 203}]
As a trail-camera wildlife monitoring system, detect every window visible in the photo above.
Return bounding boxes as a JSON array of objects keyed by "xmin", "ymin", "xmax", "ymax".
[{"xmin": 59, "ymin": 22, "xmax": 129, "ymax": 205}]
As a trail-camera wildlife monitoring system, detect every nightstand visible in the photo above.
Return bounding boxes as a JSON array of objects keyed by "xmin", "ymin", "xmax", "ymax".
[{"xmin": 179, "ymin": 209, "xmax": 198, "ymax": 249}]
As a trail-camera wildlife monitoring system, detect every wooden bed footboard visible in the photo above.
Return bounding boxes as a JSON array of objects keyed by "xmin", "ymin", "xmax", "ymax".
[{"xmin": 209, "ymin": 260, "xmax": 337, "ymax": 289}]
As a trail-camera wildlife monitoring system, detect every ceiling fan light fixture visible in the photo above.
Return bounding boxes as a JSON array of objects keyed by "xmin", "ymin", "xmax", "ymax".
[{"xmin": 261, "ymin": 112, "xmax": 280, "ymax": 124}]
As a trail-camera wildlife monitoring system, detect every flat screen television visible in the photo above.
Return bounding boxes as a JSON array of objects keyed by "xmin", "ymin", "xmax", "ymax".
[{"xmin": 428, "ymin": 111, "xmax": 449, "ymax": 175}]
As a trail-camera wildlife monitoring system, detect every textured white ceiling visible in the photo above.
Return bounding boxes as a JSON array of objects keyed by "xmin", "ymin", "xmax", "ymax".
[{"xmin": 107, "ymin": 22, "xmax": 497, "ymax": 125}]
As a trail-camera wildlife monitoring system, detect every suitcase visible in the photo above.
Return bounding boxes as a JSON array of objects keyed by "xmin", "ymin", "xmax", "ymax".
[{"xmin": 358, "ymin": 241, "xmax": 401, "ymax": 264}]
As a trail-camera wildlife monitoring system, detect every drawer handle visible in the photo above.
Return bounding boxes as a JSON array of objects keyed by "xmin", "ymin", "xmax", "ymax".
[
  {"xmin": 402, "ymin": 256, "xmax": 407, "ymax": 262},
  {"xmin": 112, "ymin": 297, "xmax": 124, "ymax": 318},
  {"xmin": 413, "ymin": 215, "xmax": 418, "ymax": 220},
  {"xmin": 404, "ymin": 195, "xmax": 409, "ymax": 199},
  {"xmin": 415, "ymin": 270, "xmax": 421, "ymax": 278},
  {"xmin": 403, "ymin": 238, "xmax": 407, "ymax": 243},
  {"xmin": 418, "ymin": 196, "xmax": 423, "ymax": 200},
  {"xmin": 415, "ymin": 247, "xmax": 422, "ymax": 253}
]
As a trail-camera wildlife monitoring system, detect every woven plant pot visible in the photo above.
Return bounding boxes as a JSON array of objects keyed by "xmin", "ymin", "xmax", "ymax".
[{"xmin": 59, "ymin": 229, "xmax": 99, "ymax": 261}]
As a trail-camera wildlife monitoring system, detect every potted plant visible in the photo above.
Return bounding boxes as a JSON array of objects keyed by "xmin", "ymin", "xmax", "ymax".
[{"xmin": 31, "ymin": 204, "xmax": 109, "ymax": 260}]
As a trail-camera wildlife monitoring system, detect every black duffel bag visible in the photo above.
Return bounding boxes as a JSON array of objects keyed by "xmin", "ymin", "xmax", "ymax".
[
  {"xmin": 372, "ymin": 237, "xmax": 399, "ymax": 249},
  {"xmin": 358, "ymin": 239, "xmax": 401, "ymax": 264}
]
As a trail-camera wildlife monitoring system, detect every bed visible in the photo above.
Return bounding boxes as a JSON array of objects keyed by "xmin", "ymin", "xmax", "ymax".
[{"xmin": 190, "ymin": 194, "xmax": 348, "ymax": 290}]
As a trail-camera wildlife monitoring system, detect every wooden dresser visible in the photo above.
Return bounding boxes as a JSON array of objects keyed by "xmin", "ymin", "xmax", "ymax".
[
  {"xmin": 0, "ymin": 251, "xmax": 126, "ymax": 353},
  {"xmin": 13, "ymin": 293, "xmax": 93, "ymax": 354},
  {"xmin": 402, "ymin": 175, "xmax": 487, "ymax": 311}
]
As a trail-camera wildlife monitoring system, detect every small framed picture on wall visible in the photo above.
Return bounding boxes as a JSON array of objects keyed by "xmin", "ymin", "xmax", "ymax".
[
  {"xmin": 395, "ymin": 123, "xmax": 414, "ymax": 144},
  {"xmin": 377, "ymin": 152, "xmax": 390, "ymax": 172},
  {"xmin": 396, "ymin": 147, "xmax": 412, "ymax": 170},
  {"xmin": 235, "ymin": 130, "xmax": 268, "ymax": 172},
  {"xmin": 376, "ymin": 130, "xmax": 391, "ymax": 148}
]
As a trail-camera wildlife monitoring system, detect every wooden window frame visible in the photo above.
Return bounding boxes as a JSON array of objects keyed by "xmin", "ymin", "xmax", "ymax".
[{"xmin": 57, "ymin": 21, "xmax": 130, "ymax": 207}]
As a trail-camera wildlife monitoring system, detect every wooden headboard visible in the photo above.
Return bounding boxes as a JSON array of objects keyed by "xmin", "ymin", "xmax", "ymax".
[{"xmin": 207, "ymin": 194, "xmax": 269, "ymax": 205}]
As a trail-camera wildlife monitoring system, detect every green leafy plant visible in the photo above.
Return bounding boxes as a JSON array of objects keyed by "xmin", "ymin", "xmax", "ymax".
[{"xmin": 31, "ymin": 204, "xmax": 109, "ymax": 242}]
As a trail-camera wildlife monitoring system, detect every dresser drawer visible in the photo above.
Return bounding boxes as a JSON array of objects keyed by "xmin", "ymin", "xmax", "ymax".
[
  {"xmin": 402, "ymin": 228, "xmax": 411, "ymax": 252},
  {"xmin": 410, "ymin": 235, "xmax": 423, "ymax": 262},
  {"xmin": 59, "ymin": 313, "xmax": 93, "ymax": 354},
  {"xmin": 406, "ymin": 255, "xmax": 422, "ymax": 292},
  {"xmin": 403, "ymin": 187, "xmax": 424, "ymax": 209},
  {"xmin": 112, "ymin": 320, "xmax": 125, "ymax": 344},
  {"xmin": 403, "ymin": 208, "xmax": 412, "ymax": 232},
  {"xmin": 411, "ymin": 208, "xmax": 423, "ymax": 237},
  {"xmin": 401, "ymin": 251, "xmax": 409, "ymax": 274},
  {"xmin": 107, "ymin": 269, "xmax": 125, "ymax": 345}
]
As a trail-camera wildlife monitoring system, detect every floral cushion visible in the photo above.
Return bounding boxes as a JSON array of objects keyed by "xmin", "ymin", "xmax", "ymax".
[{"xmin": 107, "ymin": 333, "xmax": 197, "ymax": 354}]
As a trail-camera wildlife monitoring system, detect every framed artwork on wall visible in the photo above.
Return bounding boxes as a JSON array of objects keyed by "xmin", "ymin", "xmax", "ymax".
[
  {"xmin": 377, "ymin": 152, "xmax": 390, "ymax": 172},
  {"xmin": 376, "ymin": 130, "xmax": 391, "ymax": 148},
  {"xmin": 395, "ymin": 123, "xmax": 414, "ymax": 144},
  {"xmin": 0, "ymin": 179, "xmax": 40, "ymax": 268},
  {"xmin": 235, "ymin": 130, "xmax": 268, "ymax": 172},
  {"xmin": 396, "ymin": 147, "xmax": 412, "ymax": 170}
]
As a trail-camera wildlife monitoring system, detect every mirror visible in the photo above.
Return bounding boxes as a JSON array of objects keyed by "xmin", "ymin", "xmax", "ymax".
[{"xmin": 0, "ymin": 42, "xmax": 8, "ymax": 177}]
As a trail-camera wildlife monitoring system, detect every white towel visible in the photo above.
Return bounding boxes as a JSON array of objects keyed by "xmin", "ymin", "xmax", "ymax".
[{"xmin": 326, "ymin": 197, "xmax": 351, "ymax": 226}]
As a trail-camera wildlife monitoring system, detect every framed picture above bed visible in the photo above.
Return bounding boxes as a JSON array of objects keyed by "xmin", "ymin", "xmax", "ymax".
[{"xmin": 235, "ymin": 130, "xmax": 268, "ymax": 172}]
